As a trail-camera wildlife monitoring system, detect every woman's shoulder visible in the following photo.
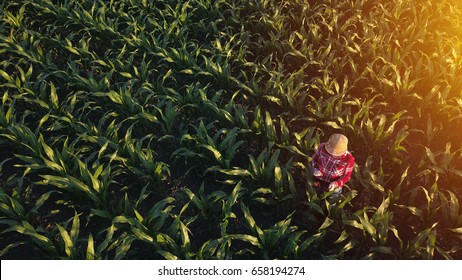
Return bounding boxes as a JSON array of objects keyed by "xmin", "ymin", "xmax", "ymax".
[
  {"xmin": 317, "ymin": 143, "xmax": 329, "ymax": 154},
  {"xmin": 344, "ymin": 151, "xmax": 355, "ymax": 162}
]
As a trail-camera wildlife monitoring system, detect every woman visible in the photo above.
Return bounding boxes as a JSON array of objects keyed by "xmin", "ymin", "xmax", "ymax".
[{"xmin": 311, "ymin": 133, "xmax": 355, "ymax": 202}]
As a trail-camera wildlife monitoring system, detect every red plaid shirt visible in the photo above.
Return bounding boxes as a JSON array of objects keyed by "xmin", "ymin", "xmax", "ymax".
[{"xmin": 312, "ymin": 143, "xmax": 355, "ymax": 188}]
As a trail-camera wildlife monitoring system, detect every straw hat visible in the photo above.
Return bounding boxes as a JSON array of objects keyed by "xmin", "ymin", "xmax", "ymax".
[{"xmin": 326, "ymin": 134, "xmax": 348, "ymax": 156}]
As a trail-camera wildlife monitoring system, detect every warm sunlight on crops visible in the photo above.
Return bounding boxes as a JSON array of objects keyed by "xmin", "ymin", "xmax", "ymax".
[{"xmin": 1, "ymin": 0, "xmax": 462, "ymax": 260}]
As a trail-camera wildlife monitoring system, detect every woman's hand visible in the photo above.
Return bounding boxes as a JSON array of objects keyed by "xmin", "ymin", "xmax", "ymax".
[
  {"xmin": 328, "ymin": 181, "xmax": 338, "ymax": 192},
  {"xmin": 313, "ymin": 169, "xmax": 322, "ymax": 177}
]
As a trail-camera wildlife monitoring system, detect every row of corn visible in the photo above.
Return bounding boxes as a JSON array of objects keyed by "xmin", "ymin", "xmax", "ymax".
[{"xmin": 0, "ymin": 0, "xmax": 461, "ymax": 259}]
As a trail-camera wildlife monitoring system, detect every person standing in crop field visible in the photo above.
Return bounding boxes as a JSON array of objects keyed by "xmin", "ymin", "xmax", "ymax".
[{"xmin": 311, "ymin": 133, "xmax": 355, "ymax": 203}]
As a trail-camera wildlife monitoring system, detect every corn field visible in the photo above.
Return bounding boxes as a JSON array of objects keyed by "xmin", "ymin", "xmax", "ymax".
[{"xmin": 1, "ymin": 0, "xmax": 462, "ymax": 260}]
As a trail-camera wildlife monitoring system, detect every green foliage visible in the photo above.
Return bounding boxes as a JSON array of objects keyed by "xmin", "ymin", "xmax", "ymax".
[{"xmin": 1, "ymin": 0, "xmax": 462, "ymax": 259}]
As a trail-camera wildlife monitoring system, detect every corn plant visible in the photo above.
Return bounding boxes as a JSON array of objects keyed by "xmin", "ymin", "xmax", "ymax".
[
  {"xmin": 2, "ymin": 0, "xmax": 462, "ymax": 260},
  {"xmin": 235, "ymin": 202, "xmax": 317, "ymax": 259},
  {"xmin": 342, "ymin": 195, "xmax": 402, "ymax": 259},
  {"xmin": 174, "ymin": 121, "xmax": 245, "ymax": 174}
]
